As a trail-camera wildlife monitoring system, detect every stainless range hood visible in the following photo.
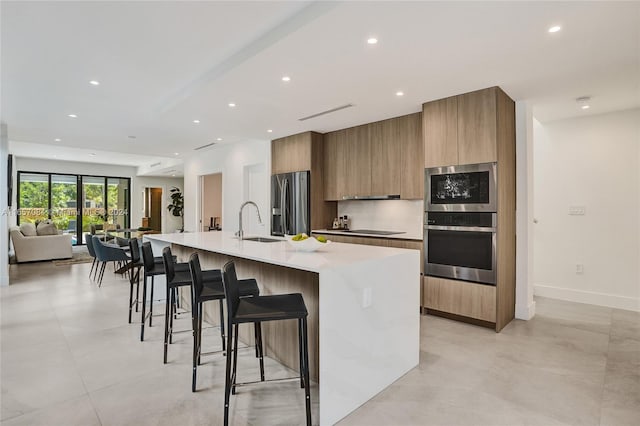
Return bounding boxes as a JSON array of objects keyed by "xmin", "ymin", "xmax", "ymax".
[{"xmin": 341, "ymin": 194, "xmax": 400, "ymax": 200}]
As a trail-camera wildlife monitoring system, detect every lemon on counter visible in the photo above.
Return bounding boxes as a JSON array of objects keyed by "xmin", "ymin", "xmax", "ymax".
[
  {"xmin": 316, "ymin": 236, "xmax": 327, "ymax": 243},
  {"xmin": 291, "ymin": 233, "xmax": 309, "ymax": 241}
]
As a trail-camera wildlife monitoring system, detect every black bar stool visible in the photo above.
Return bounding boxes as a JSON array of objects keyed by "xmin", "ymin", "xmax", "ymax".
[
  {"xmin": 187, "ymin": 253, "xmax": 261, "ymax": 392},
  {"xmin": 220, "ymin": 261, "xmax": 311, "ymax": 426},
  {"xmin": 139, "ymin": 242, "xmax": 187, "ymax": 341}
]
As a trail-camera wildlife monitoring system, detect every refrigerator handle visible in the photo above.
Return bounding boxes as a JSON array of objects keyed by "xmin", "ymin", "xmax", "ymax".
[{"xmin": 281, "ymin": 178, "xmax": 289, "ymax": 235}]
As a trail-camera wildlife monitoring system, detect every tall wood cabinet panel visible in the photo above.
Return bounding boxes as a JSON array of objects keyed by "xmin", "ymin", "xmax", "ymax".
[
  {"xmin": 457, "ymin": 88, "xmax": 498, "ymax": 165},
  {"xmin": 422, "ymin": 86, "xmax": 516, "ymax": 332},
  {"xmin": 398, "ymin": 112, "xmax": 424, "ymax": 199},
  {"xmin": 495, "ymin": 88, "xmax": 516, "ymax": 332},
  {"xmin": 371, "ymin": 120, "xmax": 401, "ymax": 196},
  {"xmin": 271, "ymin": 133, "xmax": 312, "ymax": 174},
  {"xmin": 423, "ymin": 97, "xmax": 458, "ymax": 168}
]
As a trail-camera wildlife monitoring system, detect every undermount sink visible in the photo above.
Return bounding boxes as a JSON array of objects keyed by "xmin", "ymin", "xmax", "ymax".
[{"xmin": 242, "ymin": 237, "xmax": 282, "ymax": 243}]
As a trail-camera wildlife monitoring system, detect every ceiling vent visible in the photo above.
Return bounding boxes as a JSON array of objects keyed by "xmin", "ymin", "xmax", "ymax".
[
  {"xmin": 194, "ymin": 142, "xmax": 216, "ymax": 151},
  {"xmin": 298, "ymin": 103, "xmax": 354, "ymax": 121},
  {"xmin": 149, "ymin": 162, "xmax": 161, "ymax": 168}
]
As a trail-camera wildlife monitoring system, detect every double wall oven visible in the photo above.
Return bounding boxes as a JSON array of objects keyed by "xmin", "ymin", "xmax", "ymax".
[{"xmin": 424, "ymin": 163, "xmax": 497, "ymax": 285}]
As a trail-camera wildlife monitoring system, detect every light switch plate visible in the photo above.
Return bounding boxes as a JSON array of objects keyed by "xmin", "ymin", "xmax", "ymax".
[{"xmin": 569, "ymin": 206, "xmax": 586, "ymax": 215}]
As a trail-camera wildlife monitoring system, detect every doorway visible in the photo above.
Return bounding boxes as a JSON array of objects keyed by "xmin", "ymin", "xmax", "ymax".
[
  {"xmin": 144, "ymin": 187, "xmax": 163, "ymax": 232},
  {"xmin": 200, "ymin": 173, "xmax": 222, "ymax": 231}
]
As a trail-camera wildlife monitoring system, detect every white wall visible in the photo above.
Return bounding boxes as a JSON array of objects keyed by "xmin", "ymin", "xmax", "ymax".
[
  {"xmin": 183, "ymin": 140, "xmax": 270, "ymax": 235},
  {"xmin": 1, "ymin": 123, "xmax": 9, "ymax": 286},
  {"xmin": 533, "ymin": 108, "xmax": 640, "ymax": 311},
  {"xmin": 9, "ymin": 157, "xmax": 183, "ymax": 234}
]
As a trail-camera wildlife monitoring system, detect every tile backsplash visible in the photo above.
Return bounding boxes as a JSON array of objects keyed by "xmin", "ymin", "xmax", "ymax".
[{"xmin": 337, "ymin": 200, "xmax": 423, "ymax": 236}]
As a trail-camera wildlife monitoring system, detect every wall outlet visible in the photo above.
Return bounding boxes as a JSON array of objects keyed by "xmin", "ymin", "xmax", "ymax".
[
  {"xmin": 576, "ymin": 264, "xmax": 584, "ymax": 274},
  {"xmin": 569, "ymin": 206, "xmax": 586, "ymax": 215},
  {"xmin": 362, "ymin": 287, "xmax": 372, "ymax": 308}
]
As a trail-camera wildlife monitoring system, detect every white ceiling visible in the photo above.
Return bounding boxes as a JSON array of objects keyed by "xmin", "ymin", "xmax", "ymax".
[{"xmin": 2, "ymin": 1, "xmax": 639, "ymax": 168}]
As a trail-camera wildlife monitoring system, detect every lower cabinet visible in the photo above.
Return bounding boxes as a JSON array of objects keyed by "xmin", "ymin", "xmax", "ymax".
[{"xmin": 423, "ymin": 276, "xmax": 496, "ymax": 324}]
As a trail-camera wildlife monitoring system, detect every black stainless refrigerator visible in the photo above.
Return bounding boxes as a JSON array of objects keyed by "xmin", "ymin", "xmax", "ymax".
[{"xmin": 271, "ymin": 171, "xmax": 310, "ymax": 236}]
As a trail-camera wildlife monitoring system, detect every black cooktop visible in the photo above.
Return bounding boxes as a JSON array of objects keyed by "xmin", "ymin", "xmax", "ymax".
[{"xmin": 343, "ymin": 229, "xmax": 406, "ymax": 236}]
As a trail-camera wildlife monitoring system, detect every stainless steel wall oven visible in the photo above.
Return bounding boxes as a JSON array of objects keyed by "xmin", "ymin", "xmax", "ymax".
[
  {"xmin": 424, "ymin": 163, "xmax": 498, "ymax": 285},
  {"xmin": 425, "ymin": 162, "xmax": 496, "ymax": 212}
]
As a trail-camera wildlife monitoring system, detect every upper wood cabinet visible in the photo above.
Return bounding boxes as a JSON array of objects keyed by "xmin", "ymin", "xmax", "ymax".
[
  {"xmin": 344, "ymin": 125, "xmax": 371, "ymax": 198},
  {"xmin": 423, "ymin": 97, "xmax": 458, "ymax": 168},
  {"xmin": 271, "ymin": 132, "xmax": 313, "ymax": 174},
  {"xmin": 370, "ymin": 120, "xmax": 400, "ymax": 196},
  {"xmin": 323, "ymin": 112, "xmax": 423, "ymax": 200},
  {"xmin": 458, "ymin": 88, "xmax": 497, "ymax": 165},
  {"xmin": 323, "ymin": 129, "xmax": 347, "ymax": 201},
  {"xmin": 423, "ymin": 87, "xmax": 506, "ymax": 167},
  {"xmin": 398, "ymin": 112, "xmax": 423, "ymax": 199}
]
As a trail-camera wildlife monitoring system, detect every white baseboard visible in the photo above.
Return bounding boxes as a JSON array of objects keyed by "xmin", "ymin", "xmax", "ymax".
[
  {"xmin": 534, "ymin": 284, "xmax": 640, "ymax": 312},
  {"xmin": 515, "ymin": 300, "xmax": 536, "ymax": 320}
]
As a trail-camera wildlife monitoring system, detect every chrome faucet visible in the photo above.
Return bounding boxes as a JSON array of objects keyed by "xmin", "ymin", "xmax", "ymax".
[{"xmin": 236, "ymin": 201, "xmax": 262, "ymax": 240}]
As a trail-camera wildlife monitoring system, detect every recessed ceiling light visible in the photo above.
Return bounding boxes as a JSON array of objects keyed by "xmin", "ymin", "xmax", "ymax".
[
  {"xmin": 193, "ymin": 119, "xmax": 200, "ymax": 124},
  {"xmin": 548, "ymin": 25, "xmax": 561, "ymax": 33},
  {"xmin": 228, "ymin": 103, "xmax": 236, "ymax": 108},
  {"xmin": 54, "ymin": 138, "xmax": 61, "ymax": 142},
  {"xmin": 172, "ymin": 174, "xmax": 176, "ymax": 177},
  {"xmin": 89, "ymin": 153, "xmax": 96, "ymax": 157},
  {"xmin": 367, "ymin": 37, "xmax": 378, "ymax": 44},
  {"xmin": 576, "ymin": 96, "xmax": 592, "ymax": 110},
  {"xmin": 68, "ymin": 114, "xmax": 78, "ymax": 118},
  {"xmin": 89, "ymin": 80, "xmax": 100, "ymax": 86},
  {"xmin": 396, "ymin": 91, "xmax": 404, "ymax": 97},
  {"xmin": 216, "ymin": 137, "xmax": 223, "ymax": 141},
  {"xmin": 282, "ymin": 76, "xmax": 291, "ymax": 82},
  {"xmin": 267, "ymin": 129, "xmax": 273, "ymax": 133},
  {"xmin": 174, "ymin": 152, "xmax": 179, "ymax": 156}
]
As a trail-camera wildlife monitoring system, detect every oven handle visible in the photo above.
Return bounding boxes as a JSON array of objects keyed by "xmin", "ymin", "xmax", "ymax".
[{"xmin": 426, "ymin": 225, "xmax": 496, "ymax": 233}]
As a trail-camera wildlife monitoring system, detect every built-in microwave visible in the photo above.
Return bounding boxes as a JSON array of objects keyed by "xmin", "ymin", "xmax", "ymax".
[{"xmin": 425, "ymin": 162, "xmax": 497, "ymax": 212}]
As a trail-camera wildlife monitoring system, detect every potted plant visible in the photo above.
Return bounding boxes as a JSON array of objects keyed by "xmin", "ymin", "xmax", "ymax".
[{"xmin": 167, "ymin": 187, "xmax": 184, "ymax": 232}]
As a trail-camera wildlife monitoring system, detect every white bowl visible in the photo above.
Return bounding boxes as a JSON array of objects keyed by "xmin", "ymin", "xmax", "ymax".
[{"xmin": 285, "ymin": 236, "xmax": 331, "ymax": 252}]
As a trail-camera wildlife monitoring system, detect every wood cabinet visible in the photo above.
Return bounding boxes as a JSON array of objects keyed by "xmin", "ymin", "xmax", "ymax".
[
  {"xmin": 323, "ymin": 112, "xmax": 422, "ymax": 200},
  {"xmin": 422, "ymin": 86, "xmax": 516, "ymax": 332},
  {"xmin": 344, "ymin": 125, "xmax": 371, "ymax": 198},
  {"xmin": 423, "ymin": 86, "xmax": 505, "ymax": 167},
  {"xmin": 423, "ymin": 276, "xmax": 496, "ymax": 323},
  {"xmin": 457, "ymin": 88, "xmax": 498, "ymax": 165},
  {"xmin": 323, "ymin": 130, "xmax": 344, "ymax": 201},
  {"xmin": 271, "ymin": 133, "xmax": 313, "ymax": 174},
  {"xmin": 423, "ymin": 97, "xmax": 458, "ymax": 168},
  {"xmin": 370, "ymin": 120, "xmax": 400, "ymax": 196},
  {"xmin": 398, "ymin": 113, "xmax": 424, "ymax": 199},
  {"xmin": 271, "ymin": 132, "xmax": 337, "ymax": 230}
]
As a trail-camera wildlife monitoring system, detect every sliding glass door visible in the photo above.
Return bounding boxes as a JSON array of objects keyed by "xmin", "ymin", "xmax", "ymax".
[
  {"xmin": 17, "ymin": 171, "xmax": 130, "ymax": 245},
  {"xmin": 51, "ymin": 174, "xmax": 79, "ymax": 245}
]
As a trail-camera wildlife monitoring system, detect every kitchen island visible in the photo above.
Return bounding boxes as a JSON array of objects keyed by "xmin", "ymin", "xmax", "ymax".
[{"xmin": 146, "ymin": 231, "xmax": 420, "ymax": 426}]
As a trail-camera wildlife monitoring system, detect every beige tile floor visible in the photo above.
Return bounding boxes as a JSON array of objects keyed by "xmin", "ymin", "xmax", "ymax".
[{"xmin": 1, "ymin": 260, "xmax": 638, "ymax": 426}]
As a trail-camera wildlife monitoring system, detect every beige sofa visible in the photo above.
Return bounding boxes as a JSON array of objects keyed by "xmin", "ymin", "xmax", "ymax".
[{"xmin": 9, "ymin": 226, "xmax": 73, "ymax": 263}]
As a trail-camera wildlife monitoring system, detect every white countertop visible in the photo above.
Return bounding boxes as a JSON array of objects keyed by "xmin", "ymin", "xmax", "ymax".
[
  {"xmin": 145, "ymin": 231, "xmax": 418, "ymax": 273},
  {"xmin": 312, "ymin": 229, "xmax": 423, "ymax": 241}
]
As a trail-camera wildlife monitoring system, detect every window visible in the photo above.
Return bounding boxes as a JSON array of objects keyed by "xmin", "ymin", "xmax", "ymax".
[{"xmin": 17, "ymin": 172, "xmax": 130, "ymax": 245}]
